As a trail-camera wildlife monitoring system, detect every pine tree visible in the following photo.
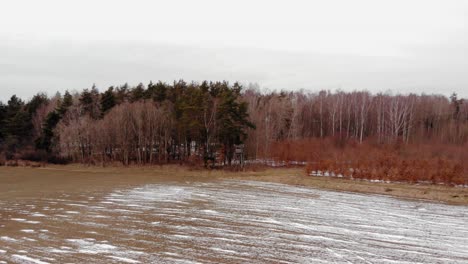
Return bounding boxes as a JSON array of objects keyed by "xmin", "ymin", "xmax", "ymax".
[
  {"xmin": 2, "ymin": 95, "xmax": 33, "ymax": 151},
  {"xmin": 79, "ymin": 89, "xmax": 93, "ymax": 114},
  {"xmin": 180, "ymin": 84, "xmax": 204, "ymax": 149},
  {"xmin": 79, "ymin": 85, "xmax": 101, "ymax": 119},
  {"xmin": 100, "ymin": 86, "xmax": 116, "ymax": 116},
  {"xmin": 36, "ymin": 91, "xmax": 73, "ymax": 152},
  {"xmin": 145, "ymin": 81, "xmax": 155, "ymax": 99},
  {"xmin": 36, "ymin": 111, "xmax": 61, "ymax": 152},
  {"xmin": 115, "ymin": 83, "xmax": 129, "ymax": 104},
  {"xmin": 0, "ymin": 102, "xmax": 7, "ymax": 142},
  {"xmin": 130, "ymin": 83, "xmax": 145, "ymax": 102},
  {"xmin": 216, "ymin": 83, "xmax": 255, "ymax": 165},
  {"xmin": 3, "ymin": 95, "xmax": 26, "ymax": 137},
  {"xmin": 58, "ymin": 91, "xmax": 73, "ymax": 116},
  {"xmin": 26, "ymin": 93, "xmax": 49, "ymax": 115},
  {"xmin": 145, "ymin": 81, "xmax": 168, "ymax": 101}
]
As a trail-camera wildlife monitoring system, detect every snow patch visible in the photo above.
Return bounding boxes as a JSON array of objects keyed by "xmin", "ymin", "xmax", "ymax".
[
  {"xmin": 12, "ymin": 255, "xmax": 50, "ymax": 264},
  {"xmin": 11, "ymin": 218, "xmax": 26, "ymax": 222},
  {"xmin": 108, "ymin": 256, "xmax": 140, "ymax": 263},
  {"xmin": 0, "ymin": 236, "xmax": 16, "ymax": 241},
  {"xmin": 66, "ymin": 239, "xmax": 117, "ymax": 254},
  {"xmin": 25, "ymin": 220, "xmax": 41, "ymax": 224},
  {"xmin": 31, "ymin": 213, "xmax": 46, "ymax": 217}
]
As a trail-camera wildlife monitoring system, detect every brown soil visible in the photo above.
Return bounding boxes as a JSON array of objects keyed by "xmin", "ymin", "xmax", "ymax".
[{"xmin": 1, "ymin": 164, "xmax": 467, "ymax": 205}]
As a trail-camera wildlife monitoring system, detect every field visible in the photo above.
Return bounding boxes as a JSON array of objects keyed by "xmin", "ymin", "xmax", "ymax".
[
  {"xmin": 1, "ymin": 165, "xmax": 467, "ymax": 205},
  {"xmin": 0, "ymin": 165, "xmax": 467, "ymax": 263}
]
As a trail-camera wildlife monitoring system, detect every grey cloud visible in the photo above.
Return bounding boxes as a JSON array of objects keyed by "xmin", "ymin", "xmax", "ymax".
[{"xmin": 1, "ymin": 37, "xmax": 468, "ymax": 102}]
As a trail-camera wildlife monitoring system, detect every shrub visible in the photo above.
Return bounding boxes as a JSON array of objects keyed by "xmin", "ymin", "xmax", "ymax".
[
  {"xmin": 0, "ymin": 153, "xmax": 6, "ymax": 166},
  {"xmin": 276, "ymin": 138, "xmax": 467, "ymax": 185}
]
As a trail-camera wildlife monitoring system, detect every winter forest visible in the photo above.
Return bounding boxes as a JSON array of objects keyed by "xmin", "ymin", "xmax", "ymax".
[{"xmin": 1, "ymin": 80, "xmax": 467, "ymax": 184}]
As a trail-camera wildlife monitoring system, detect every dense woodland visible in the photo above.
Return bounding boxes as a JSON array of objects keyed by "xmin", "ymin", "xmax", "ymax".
[{"xmin": 1, "ymin": 80, "xmax": 467, "ymax": 184}]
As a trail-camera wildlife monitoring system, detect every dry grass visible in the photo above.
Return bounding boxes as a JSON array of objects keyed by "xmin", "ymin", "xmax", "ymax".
[
  {"xmin": 0, "ymin": 164, "xmax": 467, "ymax": 205},
  {"xmin": 245, "ymin": 173, "xmax": 468, "ymax": 206}
]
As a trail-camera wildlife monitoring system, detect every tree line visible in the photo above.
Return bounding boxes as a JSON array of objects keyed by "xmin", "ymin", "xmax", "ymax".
[
  {"xmin": 244, "ymin": 89, "xmax": 467, "ymax": 159},
  {"xmin": 0, "ymin": 81, "xmax": 467, "ymax": 181},
  {"xmin": 0, "ymin": 81, "xmax": 254, "ymax": 166}
]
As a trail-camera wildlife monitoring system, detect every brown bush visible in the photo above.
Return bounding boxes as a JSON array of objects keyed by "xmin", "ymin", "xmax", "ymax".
[
  {"xmin": 277, "ymin": 138, "xmax": 467, "ymax": 186},
  {"xmin": 6, "ymin": 160, "xmax": 18, "ymax": 167},
  {"xmin": 0, "ymin": 153, "xmax": 6, "ymax": 166}
]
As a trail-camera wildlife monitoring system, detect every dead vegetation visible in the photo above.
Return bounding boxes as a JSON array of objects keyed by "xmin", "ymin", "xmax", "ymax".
[{"xmin": 270, "ymin": 138, "xmax": 468, "ymax": 186}]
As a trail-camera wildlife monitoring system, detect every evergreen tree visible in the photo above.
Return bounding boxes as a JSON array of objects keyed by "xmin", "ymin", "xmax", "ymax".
[
  {"xmin": 115, "ymin": 83, "xmax": 129, "ymax": 104},
  {"xmin": 3, "ymin": 95, "xmax": 25, "ymax": 137},
  {"xmin": 5, "ymin": 95, "xmax": 23, "ymax": 117},
  {"xmin": 180, "ymin": 83, "xmax": 204, "ymax": 147},
  {"xmin": 79, "ymin": 85, "xmax": 101, "ymax": 119},
  {"xmin": 36, "ymin": 91, "xmax": 73, "ymax": 152},
  {"xmin": 26, "ymin": 93, "xmax": 49, "ymax": 115},
  {"xmin": 145, "ymin": 81, "xmax": 155, "ymax": 99},
  {"xmin": 2, "ymin": 95, "xmax": 32, "ymax": 152},
  {"xmin": 100, "ymin": 86, "xmax": 116, "ymax": 116},
  {"xmin": 154, "ymin": 81, "xmax": 168, "ymax": 102},
  {"xmin": 0, "ymin": 102, "xmax": 6, "ymax": 142},
  {"xmin": 58, "ymin": 90, "xmax": 73, "ymax": 116},
  {"xmin": 145, "ymin": 81, "xmax": 168, "ymax": 102},
  {"xmin": 216, "ymin": 83, "xmax": 255, "ymax": 165},
  {"xmin": 130, "ymin": 83, "xmax": 145, "ymax": 102},
  {"xmin": 170, "ymin": 80, "xmax": 188, "ymax": 150},
  {"xmin": 79, "ymin": 89, "xmax": 93, "ymax": 114},
  {"xmin": 36, "ymin": 111, "xmax": 61, "ymax": 152}
]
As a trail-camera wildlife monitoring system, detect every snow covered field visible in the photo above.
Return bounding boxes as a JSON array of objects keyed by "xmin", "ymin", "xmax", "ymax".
[{"xmin": 0, "ymin": 180, "xmax": 467, "ymax": 263}]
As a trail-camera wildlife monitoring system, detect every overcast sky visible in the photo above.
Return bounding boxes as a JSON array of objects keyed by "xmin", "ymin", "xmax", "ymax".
[{"xmin": 1, "ymin": 0, "xmax": 468, "ymax": 102}]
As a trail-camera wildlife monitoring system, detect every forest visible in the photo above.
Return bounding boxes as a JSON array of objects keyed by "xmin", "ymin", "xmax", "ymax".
[{"xmin": 1, "ymin": 80, "xmax": 467, "ymax": 184}]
